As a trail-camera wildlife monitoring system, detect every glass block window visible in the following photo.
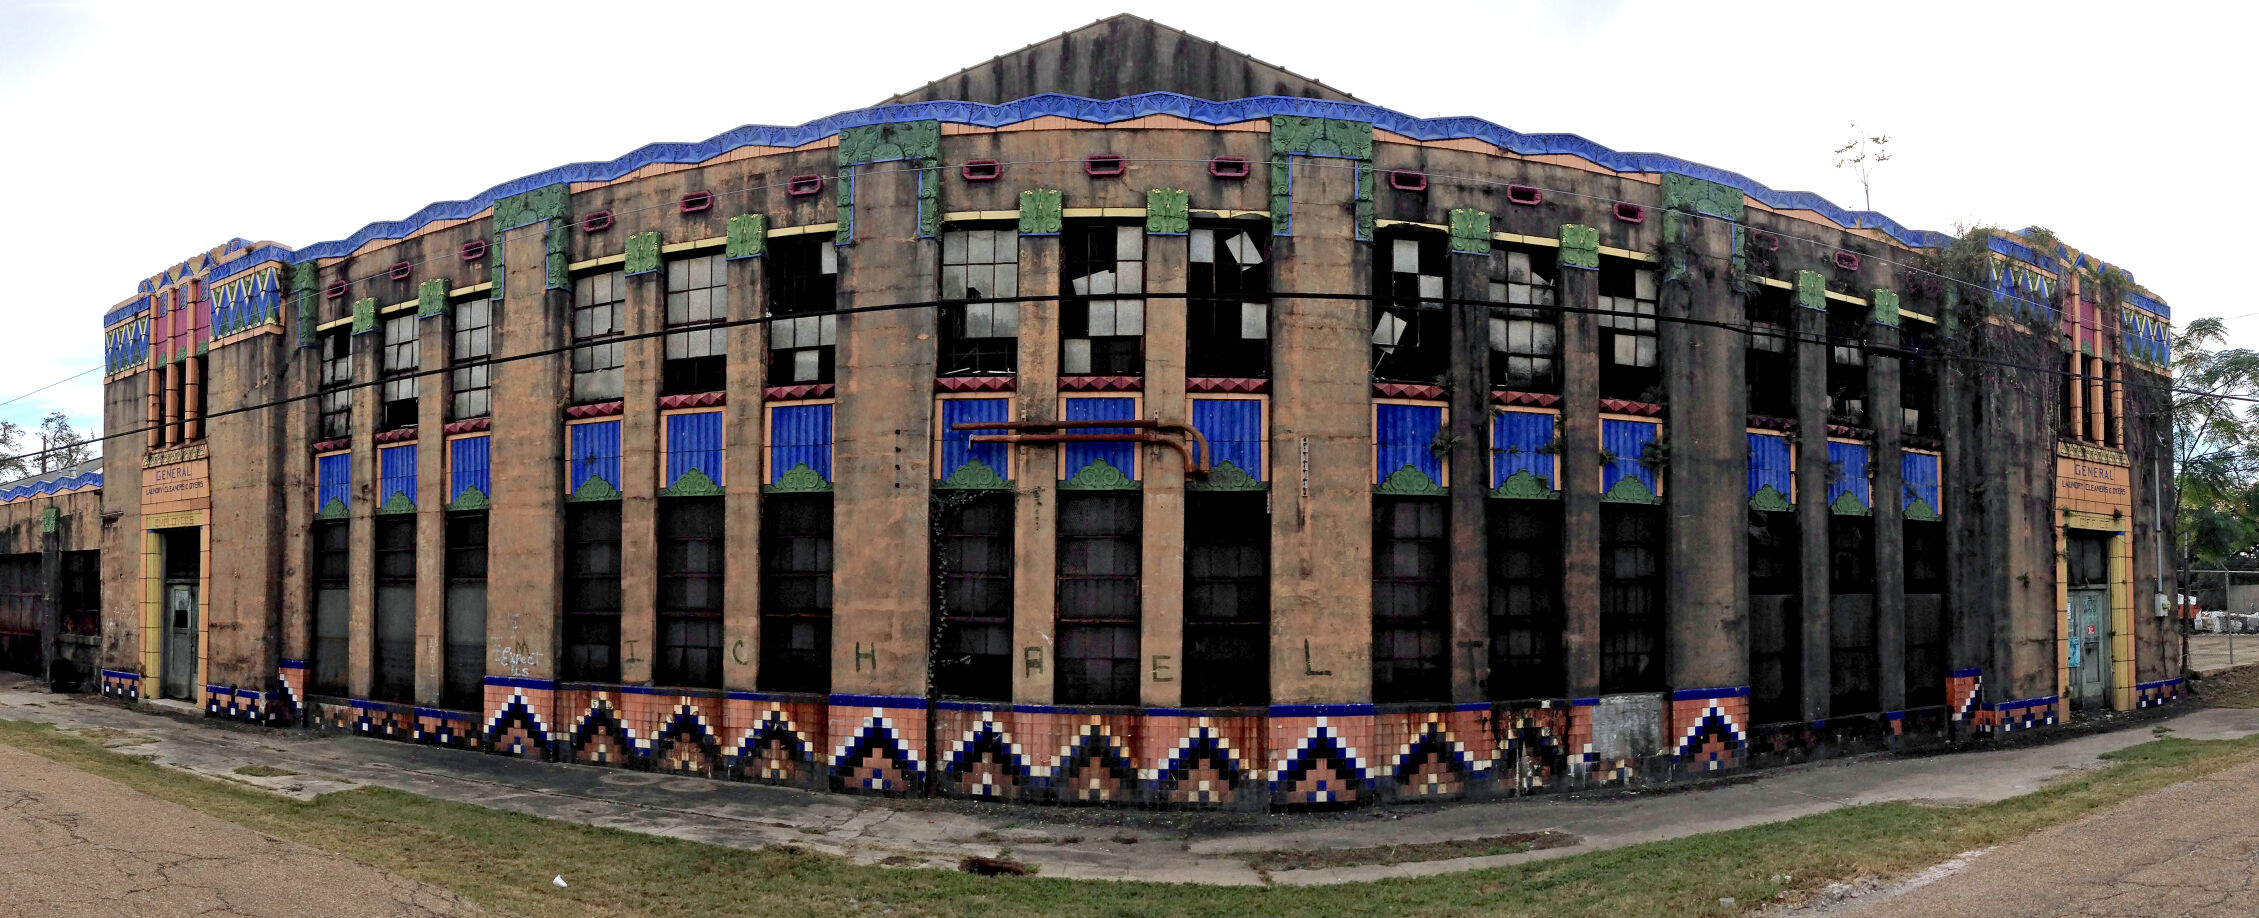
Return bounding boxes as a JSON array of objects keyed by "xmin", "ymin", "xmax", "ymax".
[
  {"xmin": 1597, "ymin": 260, "xmax": 1660, "ymax": 402},
  {"xmin": 443, "ymin": 511, "xmax": 488, "ymax": 712},
  {"xmin": 1489, "ymin": 248, "xmax": 1558, "ymax": 393},
  {"xmin": 1487, "ymin": 500, "xmax": 1562, "ymax": 700},
  {"xmin": 379, "ymin": 313, "xmax": 418, "ymax": 430},
  {"xmin": 562, "ymin": 501, "xmax": 622, "ymax": 683},
  {"xmin": 571, "ymin": 271, "xmax": 626, "ymax": 403},
  {"xmin": 1598, "ymin": 504, "xmax": 1663, "ymax": 693},
  {"xmin": 1186, "ymin": 224, "xmax": 1269, "ymax": 379},
  {"xmin": 450, "ymin": 298, "xmax": 493, "ymax": 420},
  {"xmin": 310, "ymin": 519, "xmax": 349, "ymax": 696},
  {"xmin": 656, "ymin": 496, "xmax": 724, "ymax": 689},
  {"xmin": 767, "ymin": 238, "xmax": 837, "ymax": 386},
  {"xmin": 318, "ymin": 330, "xmax": 352, "ymax": 440},
  {"xmin": 939, "ymin": 227, "xmax": 1019, "ymax": 377},
  {"xmin": 1056, "ymin": 491, "xmax": 1141, "ymax": 705},
  {"xmin": 932, "ymin": 491, "xmax": 1014, "ymax": 702},
  {"xmin": 664, "ymin": 254, "xmax": 727, "ymax": 395},
  {"xmin": 1372, "ymin": 230, "xmax": 1449, "ymax": 383},
  {"xmin": 372, "ymin": 516, "xmax": 416, "ymax": 703},
  {"xmin": 1061, "ymin": 223, "xmax": 1145, "ymax": 376},
  {"xmin": 1183, "ymin": 490, "xmax": 1269, "ymax": 707},
  {"xmin": 760, "ymin": 493, "xmax": 834, "ymax": 693},
  {"xmin": 1372, "ymin": 495, "xmax": 1449, "ymax": 703}
]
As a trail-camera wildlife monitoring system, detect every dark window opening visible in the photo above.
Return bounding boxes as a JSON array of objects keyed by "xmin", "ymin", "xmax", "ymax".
[
  {"xmin": 1747, "ymin": 509, "xmax": 1802, "ymax": 723},
  {"xmin": 58, "ymin": 550, "xmax": 100, "ymax": 637},
  {"xmin": 570, "ymin": 271, "xmax": 625, "ymax": 403},
  {"xmin": 1488, "ymin": 500, "xmax": 1562, "ymax": 700},
  {"xmin": 1899, "ymin": 323, "xmax": 1937, "ymax": 438},
  {"xmin": 939, "ymin": 227, "xmax": 1020, "ymax": 377},
  {"xmin": 663, "ymin": 255, "xmax": 728, "ymax": 396},
  {"xmin": 1489, "ymin": 248, "xmax": 1559, "ymax": 393},
  {"xmin": 311, "ymin": 519, "xmax": 349, "ymax": 696},
  {"xmin": 1828, "ymin": 513, "xmax": 1877, "ymax": 714},
  {"xmin": 1061, "ymin": 223, "xmax": 1146, "ymax": 376},
  {"xmin": 932, "ymin": 492, "xmax": 1014, "ymax": 702},
  {"xmin": 1057, "ymin": 491, "xmax": 1140, "ymax": 705},
  {"xmin": 2097, "ymin": 358, "xmax": 2119, "ymax": 447},
  {"xmin": 1371, "ymin": 231, "xmax": 1449, "ymax": 384},
  {"xmin": 2060, "ymin": 353, "xmax": 2082, "ymax": 440},
  {"xmin": 1904, "ymin": 520, "xmax": 1946, "ymax": 708},
  {"xmin": 760, "ymin": 493, "xmax": 833, "ymax": 693},
  {"xmin": 767, "ymin": 238, "xmax": 838, "ymax": 386},
  {"xmin": 450, "ymin": 298, "xmax": 493, "ymax": 420},
  {"xmin": 372, "ymin": 516, "xmax": 416, "ymax": 703},
  {"xmin": 563, "ymin": 501, "xmax": 622, "ymax": 683},
  {"xmin": 2068, "ymin": 530, "xmax": 2109, "ymax": 588},
  {"xmin": 657, "ymin": 497, "xmax": 724, "ymax": 689},
  {"xmin": 1826, "ymin": 301, "xmax": 1868, "ymax": 426},
  {"xmin": 318, "ymin": 330, "xmax": 352, "ymax": 440},
  {"xmin": 379, "ymin": 313, "xmax": 418, "ymax": 430},
  {"xmin": 1597, "ymin": 259, "xmax": 1661, "ymax": 403},
  {"xmin": 1745, "ymin": 286, "xmax": 1795, "ymax": 418},
  {"xmin": 1373, "ymin": 495, "xmax": 1449, "ymax": 703},
  {"xmin": 443, "ymin": 512, "xmax": 488, "ymax": 711},
  {"xmin": 1599, "ymin": 504, "xmax": 1663, "ymax": 693},
  {"xmin": 188, "ymin": 355, "xmax": 208, "ymax": 438},
  {"xmin": 1186, "ymin": 224, "xmax": 1270, "ymax": 379},
  {"xmin": 1184, "ymin": 490, "xmax": 1270, "ymax": 707}
]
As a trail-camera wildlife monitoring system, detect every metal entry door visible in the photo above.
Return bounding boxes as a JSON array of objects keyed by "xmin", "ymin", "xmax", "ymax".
[
  {"xmin": 162, "ymin": 583, "xmax": 198, "ymax": 700},
  {"xmin": 2071, "ymin": 588, "xmax": 2111, "ymax": 710}
]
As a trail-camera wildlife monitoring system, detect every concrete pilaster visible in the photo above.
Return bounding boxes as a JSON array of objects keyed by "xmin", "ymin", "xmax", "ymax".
[{"xmin": 1141, "ymin": 229, "xmax": 1187, "ymax": 708}]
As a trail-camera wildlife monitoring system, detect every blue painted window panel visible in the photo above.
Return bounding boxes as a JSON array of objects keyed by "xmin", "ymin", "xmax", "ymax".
[
  {"xmin": 377, "ymin": 444, "xmax": 416, "ymax": 507},
  {"xmin": 1491, "ymin": 410, "xmax": 1555, "ymax": 489},
  {"xmin": 1747, "ymin": 432, "xmax": 1793, "ymax": 502},
  {"xmin": 768, "ymin": 403, "xmax": 833, "ymax": 484},
  {"xmin": 1902, "ymin": 450, "xmax": 1940, "ymax": 514},
  {"xmin": 1192, "ymin": 398, "xmax": 1264, "ymax": 480},
  {"xmin": 316, "ymin": 452, "xmax": 351, "ymax": 511},
  {"xmin": 939, "ymin": 397, "xmax": 1012, "ymax": 481},
  {"xmin": 1374, "ymin": 402, "xmax": 1445, "ymax": 485},
  {"xmin": 1827, "ymin": 440, "xmax": 1871, "ymax": 507},
  {"xmin": 665, "ymin": 411, "xmax": 725, "ymax": 488},
  {"xmin": 450, "ymin": 436, "xmax": 490, "ymax": 504},
  {"xmin": 1061, "ymin": 396, "xmax": 1139, "ymax": 480},
  {"xmin": 567, "ymin": 420, "xmax": 623, "ymax": 494},
  {"xmin": 1601, "ymin": 418, "xmax": 1659, "ymax": 495}
]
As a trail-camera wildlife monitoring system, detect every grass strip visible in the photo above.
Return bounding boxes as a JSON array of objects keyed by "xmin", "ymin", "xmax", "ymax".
[{"xmin": 1, "ymin": 718, "xmax": 2250, "ymax": 917}]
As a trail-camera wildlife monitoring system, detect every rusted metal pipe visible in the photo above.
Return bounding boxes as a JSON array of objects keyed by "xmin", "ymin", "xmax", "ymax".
[
  {"xmin": 968, "ymin": 432, "xmax": 1208, "ymax": 475},
  {"xmin": 953, "ymin": 418, "xmax": 1210, "ymax": 471}
]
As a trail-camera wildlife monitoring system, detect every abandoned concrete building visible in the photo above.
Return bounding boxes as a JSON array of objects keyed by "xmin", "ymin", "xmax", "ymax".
[{"xmin": 89, "ymin": 15, "xmax": 2182, "ymax": 807}]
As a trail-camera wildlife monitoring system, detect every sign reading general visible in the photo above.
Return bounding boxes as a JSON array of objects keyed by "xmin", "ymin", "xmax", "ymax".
[
  {"xmin": 2055, "ymin": 456, "xmax": 2130, "ymax": 515},
  {"xmin": 142, "ymin": 458, "xmax": 209, "ymax": 515}
]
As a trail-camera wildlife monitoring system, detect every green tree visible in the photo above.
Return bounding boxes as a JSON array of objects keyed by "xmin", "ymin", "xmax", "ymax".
[
  {"xmin": 36, "ymin": 411, "xmax": 91, "ymax": 473},
  {"xmin": 0, "ymin": 420, "xmax": 24, "ymax": 482},
  {"xmin": 2172, "ymin": 317, "xmax": 2259, "ymax": 572}
]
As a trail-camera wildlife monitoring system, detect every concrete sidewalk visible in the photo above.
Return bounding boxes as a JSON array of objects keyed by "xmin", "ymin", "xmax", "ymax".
[{"xmin": 3, "ymin": 677, "xmax": 2254, "ymax": 887}]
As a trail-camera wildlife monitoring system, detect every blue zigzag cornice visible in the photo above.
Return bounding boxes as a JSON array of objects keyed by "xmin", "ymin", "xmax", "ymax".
[
  {"xmin": 193, "ymin": 93, "xmax": 1990, "ymax": 286},
  {"xmin": 0, "ymin": 470, "xmax": 100, "ymax": 504}
]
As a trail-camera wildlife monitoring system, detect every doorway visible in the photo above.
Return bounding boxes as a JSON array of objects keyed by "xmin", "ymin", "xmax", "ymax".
[
  {"xmin": 2066, "ymin": 531, "xmax": 2113, "ymax": 712},
  {"xmin": 159, "ymin": 528, "xmax": 201, "ymax": 701}
]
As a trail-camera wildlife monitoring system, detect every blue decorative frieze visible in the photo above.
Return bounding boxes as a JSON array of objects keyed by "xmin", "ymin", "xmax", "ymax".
[
  {"xmin": 937, "ymin": 397, "xmax": 1012, "ymax": 487},
  {"xmin": 1490, "ymin": 409, "xmax": 1556, "ymax": 498},
  {"xmin": 766, "ymin": 403, "xmax": 834, "ymax": 492},
  {"xmin": 315, "ymin": 452, "xmax": 351, "ymax": 518},
  {"xmin": 1059, "ymin": 396, "xmax": 1140, "ymax": 487},
  {"xmin": 1827, "ymin": 440, "xmax": 1872, "ymax": 515},
  {"xmin": 566, "ymin": 420, "xmax": 622, "ymax": 501},
  {"xmin": 664, "ymin": 411, "xmax": 724, "ymax": 495},
  {"xmin": 1600, "ymin": 418, "xmax": 1661, "ymax": 504},
  {"xmin": 376, "ymin": 444, "xmax": 416, "ymax": 513},
  {"xmin": 449, "ymin": 435, "xmax": 490, "ymax": 509},
  {"xmin": 1190, "ymin": 397, "xmax": 1265, "ymax": 490},
  {"xmin": 1901, "ymin": 449, "xmax": 1940, "ymax": 521},
  {"xmin": 1747, "ymin": 431, "xmax": 1793, "ymax": 511},
  {"xmin": 1374, "ymin": 402, "xmax": 1445, "ymax": 494}
]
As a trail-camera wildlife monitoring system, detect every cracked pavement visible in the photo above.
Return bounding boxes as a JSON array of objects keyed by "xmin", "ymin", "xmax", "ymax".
[
  {"xmin": 0, "ymin": 742, "xmax": 477, "ymax": 916},
  {"xmin": 1840, "ymin": 751, "xmax": 2259, "ymax": 917}
]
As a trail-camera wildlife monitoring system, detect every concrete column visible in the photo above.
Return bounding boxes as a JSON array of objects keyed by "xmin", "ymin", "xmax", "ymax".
[
  {"xmin": 2087, "ymin": 356, "xmax": 2106, "ymax": 445},
  {"xmin": 183, "ymin": 356, "xmax": 203, "ymax": 442},
  {"xmin": 1871, "ymin": 321, "xmax": 1905, "ymax": 713},
  {"xmin": 721, "ymin": 256, "xmax": 767, "ymax": 691},
  {"xmin": 279, "ymin": 338, "xmax": 315, "ymax": 666},
  {"xmin": 485, "ymin": 223, "xmax": 567, "ymax": 683},
  {"xmin": 1661, "ymin": 219, "xmax": 1747, "ymax": 692},
  {"xmin": 413, "ymin": 311, "xmax": 449, "ymax": 704},
  {"xmin": 1012, "ymin": 235, "xmax": 1061, "ymax": 704},
  {"xmin": 1268, "ymin": 159, "xmax": 1371, "ymax": 705},
  {"xmin": 1556, "ymin": 242, "xmax": 1602, "ymax": 699},
  {"xmin": 829, "ymin": 165, "xmax": 937, "ymax": 697},
  {"xmin": 163, "ymin": 362, "xmax": 182, "ymax": 447},
  {"xmin": 346, "ymin": 328, "xmax": 379, "ymax": 699},
  {"xmin": 146, "ymin": 367, "xmax": 163, "ymax": 451},
  {"xmin": 1141, "ymin": 228, "xmax": 1187, "ymax": 708},
  {"xmin": 1447, "ymin": 246, "xmax": 1491, "ymax": 702},
  {"xmin": 619, "ymin": 270, "xmax": 662, "ymax": 685},
  {"xmin": 2066, "ymin": 353, "xmax": 2084, "ymax": 439},
  {"xmin": 1794, "ymin": 297, "xmax": 1832, "ymax": 720}
]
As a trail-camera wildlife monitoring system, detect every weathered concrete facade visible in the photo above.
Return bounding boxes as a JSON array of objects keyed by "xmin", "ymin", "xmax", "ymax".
[
  {"xmin": 0, "ymin": 461, "xmax": 104, "ymax": 687},
  {"xmin": 90, "ymin": 17, "xmax": 2181, "ymax": 807}
]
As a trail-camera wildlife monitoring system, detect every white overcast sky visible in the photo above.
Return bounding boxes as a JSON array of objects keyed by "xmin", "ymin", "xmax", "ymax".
[{"xmin": 1, "ymin": 0, "xmax": 2248, "ymax": 457}]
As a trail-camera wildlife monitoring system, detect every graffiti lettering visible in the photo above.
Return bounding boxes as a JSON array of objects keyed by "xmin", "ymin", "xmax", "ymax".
[
  {"xmin": 494, "ymin": 644, "xmax": 544, "ymax": 679},
  {"xmin": 1303, "ymin": 639, "xmax": 1332, "ymax": 676},
  {"xmin": 1150, "ymin": 655, "xmax": 1172, "ymax": 683},
  {"xmin": 855, "ymin": 642, "xmax": 876, "ymax": 671},
  {"xmin": 731, "ymin": 640, "xmax": 749, "ymax": 665},
  {"xmin": 622, "ymin": 639, "xmax": 641, "ymax": 666},
  {"xmin": 1024, "ymin": 646, "xmax": 1043, "ymax": 675}
]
